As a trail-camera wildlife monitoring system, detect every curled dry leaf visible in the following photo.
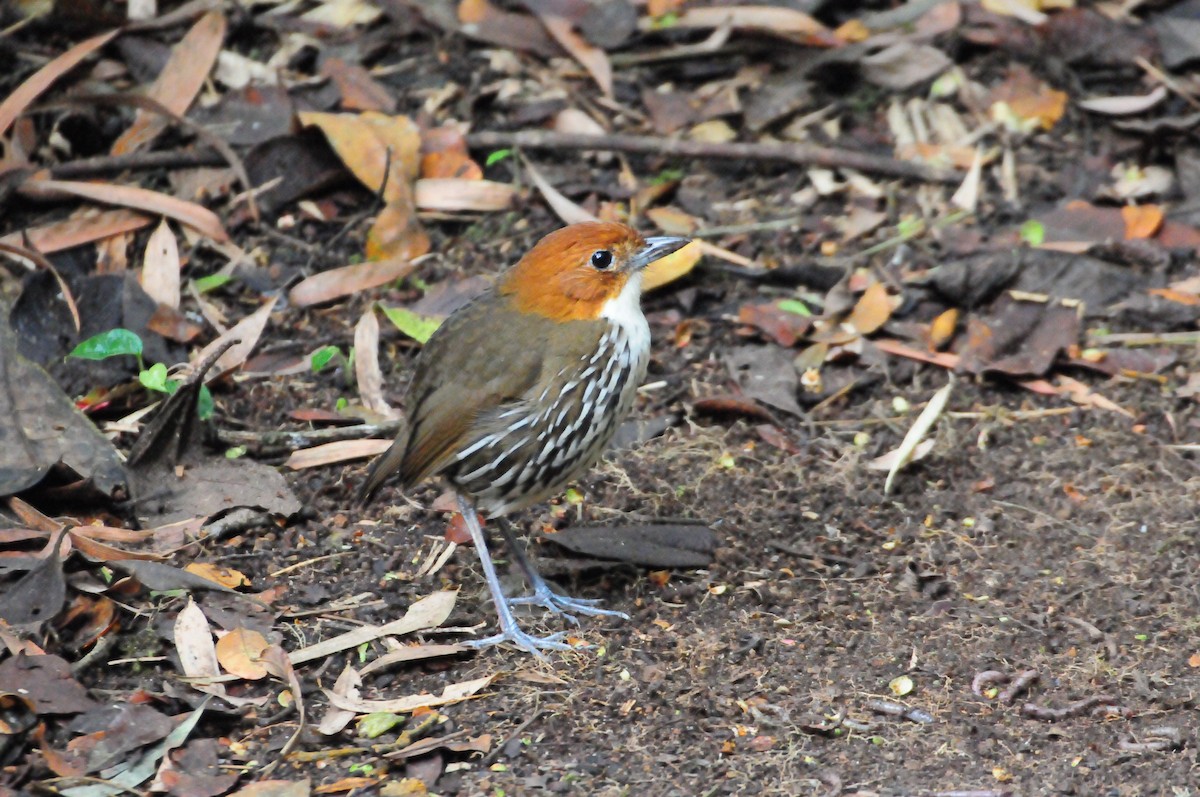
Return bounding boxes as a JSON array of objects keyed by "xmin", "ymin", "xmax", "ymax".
[
  {"xmin": 298, "ymin": 111, "xmax": 429, "ymax": 261},
  {"xmin": 215, "ymin": 628, "xmax": 271, "ymax": 680},
  {"xmin": 185, "ymin": 562, "xmax": 250, "ymax": 589}
]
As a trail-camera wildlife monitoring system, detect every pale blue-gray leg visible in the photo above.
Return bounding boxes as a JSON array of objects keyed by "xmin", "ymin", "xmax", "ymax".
[
  {"xmin": 456, "ymin": 495, "xmax": 572, "ymax": 657},
  {"xmin": 499, "ymin": 520, "xmax": 631, "ymax": 623}
]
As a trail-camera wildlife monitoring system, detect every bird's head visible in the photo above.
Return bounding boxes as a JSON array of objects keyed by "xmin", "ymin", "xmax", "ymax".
[{"xmin": 499, "ymin": 222, "xmax": 690, "ymax": 323}]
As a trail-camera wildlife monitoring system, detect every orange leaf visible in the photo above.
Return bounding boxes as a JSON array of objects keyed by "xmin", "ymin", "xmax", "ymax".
[
  {"xmin": 929, "ymin": 308, "xmax": 959, "ymax": 350},
  {"xmin": 643, "ymin": 241, "xmax": 702, "ymax": 292},
  {"xmin": 185, "ymin": 562, "xmax": 250, "ymax": 589},
  {"xmin": 1121, "ymin": 204, "xmax": 1163, "ymax": 239},
  {"xmin": 1147, "ymin": 288, "xmax": 1200, "ymax": 306},
  {"xmin": 215, "ymin": 627, "xmax": 271, "ymax": 680},
  {"xmin": 289, "ymin": 256, "xmax": 417, "ymax": 307},
  {"xmin": 845, "ymin": 282, "xmax": 894, "ymax": 335},
  {"xmin": 535, "ymin": 13, "xmax": 613, "ymax": 98}
]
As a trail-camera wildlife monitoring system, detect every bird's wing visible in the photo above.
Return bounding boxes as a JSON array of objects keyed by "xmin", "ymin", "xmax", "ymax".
[{"xmin": 360, "ymin": 298, "xmax": 549, "ymax": 502}]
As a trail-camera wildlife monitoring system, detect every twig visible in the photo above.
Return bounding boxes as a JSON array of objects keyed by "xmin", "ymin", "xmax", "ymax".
[
  {"xmin": 482, "ymin": 709, "xmax": 548, "ymax": 765},
  {"xmin": 466, "ymin": 130, "xmax": 959, "ymax": 184},
  {"xmin": 215, "ymin": 420, "xmax": 405, "ymax": 457},
  {"xmin": 44, "ymin": 148, "xmax": 226, "ymax": 179},
  {"xmin": 1117, "ymin": 726, "xmax": 1184, "ymax": 753}
]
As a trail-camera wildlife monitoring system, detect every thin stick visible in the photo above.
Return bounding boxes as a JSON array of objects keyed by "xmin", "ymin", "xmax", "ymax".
[{"xmin": 466, "ymin": 130, "xmax": 959, "ymax": 184}]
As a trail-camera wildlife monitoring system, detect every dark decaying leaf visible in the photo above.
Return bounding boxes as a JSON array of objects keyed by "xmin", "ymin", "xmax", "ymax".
[
  {"xmin": 243, "ymin": 131, "xmax": 351, "ymax": 216},
  {"xmin": 546, "ymin": 524, "xmax": 719, "ymax": 568},
  {"xmin": 0, "ymin": 654, "xmax": 100, "ymax": 715},
  {"xmin": 65, "ymin": 703, "xmax": 174, "ymax": 774},
  {"xmin": 0, "ymin": 306, "xmax": 128, "ymax": 499},
  {"xmin": 0, "ymin": 530, "xmax": 67, "ymax": 628},
  {"xmin": 958, "ymin": 294, "xmax": 1081, "ymax": 378},
  {"xmin": 160, "ymin": 737, "xmax": 240, "ymax": 797},
  {"xmin": 724, "ymin": 346, "xmax": 805, "ymax": 417},
  {"xmin": 929, "ymin": 248, "xmax": 1144, "ymax": 314}
]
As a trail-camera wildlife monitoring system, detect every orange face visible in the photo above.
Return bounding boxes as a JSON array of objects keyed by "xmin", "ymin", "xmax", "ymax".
[{"xmin": 499, "ymin": 222, "xmax": 649, "ymax": 322}]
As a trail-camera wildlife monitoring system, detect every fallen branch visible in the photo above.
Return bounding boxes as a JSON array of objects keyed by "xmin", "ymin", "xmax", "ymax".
[{"xmin": 467, "ymin": 130, "xmax": 959, "ymax": 184}]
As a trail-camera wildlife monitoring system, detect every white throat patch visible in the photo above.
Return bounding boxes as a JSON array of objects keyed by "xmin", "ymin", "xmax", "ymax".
[{"xmin": 600, "ymin": 272, "xmax": 650, "ymax": 355}]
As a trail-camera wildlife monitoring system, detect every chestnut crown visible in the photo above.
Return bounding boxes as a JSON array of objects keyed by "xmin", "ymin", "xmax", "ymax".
[{"xmin": 498, "ymin": 222, "xmax": 689, "ymax": 322}]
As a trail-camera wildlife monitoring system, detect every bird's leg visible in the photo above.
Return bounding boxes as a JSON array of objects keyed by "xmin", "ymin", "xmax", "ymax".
[
  {"xmin": 499, "ymin": 519, "xmax": 631, "ymax": 622},
  {"xmin": 455, "ymin": 494, "xmax": 573, "ymax": 656}
]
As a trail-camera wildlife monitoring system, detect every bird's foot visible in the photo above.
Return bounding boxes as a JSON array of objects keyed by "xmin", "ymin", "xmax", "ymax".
[
  {"xmin": 463, "ymin": 625, "xmax": 579, "ymax": 658},
  {"xmin": 509, "ymin": 585, "xmax": 631, "ymax": 624}
]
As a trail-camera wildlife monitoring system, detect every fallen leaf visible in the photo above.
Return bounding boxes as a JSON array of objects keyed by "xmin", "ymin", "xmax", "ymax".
[
  {"xmin": 215, "ymin": 628, "xmax": 271, "ymax": 680},
  {"xmin": 140, "ymin": 219, "xmax": 181, "ymax": 309},
  {"xmin": 1121, "ymin": 204, "xmax": 1163, "ymax": 239},
  {"xmin": 643, "ymin": 240, "xmax": 702, "ymax": 291}
]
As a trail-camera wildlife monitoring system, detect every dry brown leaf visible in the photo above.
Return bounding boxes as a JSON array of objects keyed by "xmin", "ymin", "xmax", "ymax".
[
  {"xmin": 23, "ymin": 177, "xmax": 229, "ymax": 242},
  {"xmin": 522, "ymin": 156, "xmax": 596, "ymax": 225},
  {"xmin": 324, "ymin": 674, "xmax": 496, "ymax": 714},
  {"xmin": 1121, "ymin": 204, "xmax": 1163, "ymax": 239},
  {"xmin": 111, "ymin": 10, "xmax": 226, "ymax": 155},
  {"xmin": 215, "ymin": 627, "xmax": 271, "ymax": 680},
  {"xmin": 0, "ymin": 30, "xmax": 118, "ymax": 137},
  {"xmin": 354, "ymin": 307, "xmax": 397, "ymax": 419},
  {"xmin": 285, "ymin": 439, "xmax": 392, "ymax": 470},
  {"xmin": 645, "ymin": 206, "xmax": 698, "ymax": 236},
  {"xmin": 299, "ymin": 111, "xmax": 429, "ymax": 261},
  {"xmin": 655, "ymin": 5, "xmax": 830, "ymax": 39},
  {"xmin": 414, "ymin": 178, "xmax": 514, "ymax": 211},
  {"xmin": 0, "ymin": 207, "xmax": 152, "ymax": 253},
  {"xmin": 989, "ymin": 66, "xmax": 1068, "ymax": 131},
  {"xmin": 174, "ymin": 599, "xmax": 219, "ymax": 679},
  {"xmin": 535, "ymin": 12, "xmax": 613, "ymax": 98},
  {"xmin": 186, "ymin": 295, "xmax": 278, "ymax": 380},
  {"xmin": 1077, "ymin": 86, "xmax": 1167, "ymax": 116},
  {"xmin": 140, "ymin": 219, "xmax": 181, "ymax": 309},
  {"xmin": 289, "ymin": 256, "xmax": 417, "ymax": 307},
  {"xmin": 419, "ymin": 151, "xmax": 483, "ymax": 180}
]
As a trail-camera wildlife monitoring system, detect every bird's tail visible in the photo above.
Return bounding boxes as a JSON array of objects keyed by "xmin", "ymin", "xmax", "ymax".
[{"xmin": 356, "ymin": 426, "xmax": 410, "ymax": 506}]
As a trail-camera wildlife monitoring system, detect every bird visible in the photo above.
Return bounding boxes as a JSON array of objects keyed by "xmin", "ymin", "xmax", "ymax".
[{"xmin": 359, "ymin": 221, "xmax": 691, "ymax": 656}]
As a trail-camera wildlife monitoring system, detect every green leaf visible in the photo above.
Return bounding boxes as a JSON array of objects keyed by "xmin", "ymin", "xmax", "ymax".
[
  {"xmin": 225, "ymin": 446, "xmax": 246, "ymax": 459},
  {"xmin": 777, "ymin": 299, "xmax": 811, "ymax": 317},
  {"xmin": 651, "ymin": 10, "xmax": 679, "ymax": 28},
  {"xmin": 1019, "ymin": 219, "xmax": 1045, "ymax": 246},
  {"xmin": 485, "ymin": 148, "xmax": 513, "ymax": 167},
  {"xmin": 651, "ymin": 168, "xmax": 684, "ymax": 186},
  {"xmin": 197, "ymin": 385, "xmax": 214, "ymax": 421},
  {"xmin": 380, "ymin": 306, "xmax": 443, "ymax": 344},
  {"xmin": 138, "ymin": 362, "xmax": 170, "ymax": 393},
  {"xmin": 69, "ymin": 329, "xmax": 143, "ymax": 361},
  {"xmin": 357, "ymin": 711, "xmax": 404, "ymax": 739},
  {"xmin": 193, "ymin": 273, "xmax": 232, "ymax": 293},
  {"xmin": 311, "ymin": 345, "xmax": 344, "ymax": 373},
  {"xmin": 335, "ymin": 397, "xmax": 348, "ymax": 412}
]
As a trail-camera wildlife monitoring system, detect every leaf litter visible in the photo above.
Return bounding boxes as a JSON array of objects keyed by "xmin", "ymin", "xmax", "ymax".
[{"xmin": 4, "ymin": 0, "xmax": 1200, "ymax": 794}]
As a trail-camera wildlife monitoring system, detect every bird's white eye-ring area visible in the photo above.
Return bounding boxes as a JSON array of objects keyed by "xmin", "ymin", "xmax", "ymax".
[{"xmin": 590, "ymin": 249, "xmax": 614, "ymax": 270}]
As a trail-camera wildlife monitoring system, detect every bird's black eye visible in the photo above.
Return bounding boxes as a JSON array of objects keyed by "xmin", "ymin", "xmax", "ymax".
[{"xmin": 590, "ymin": 249, "xmax": 613, "ymax": 270}]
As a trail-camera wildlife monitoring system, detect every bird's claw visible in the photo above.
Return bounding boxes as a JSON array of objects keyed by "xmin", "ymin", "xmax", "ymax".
[
  {"xmin": 509, "ymin": 586, "xmax": 631, "ymax": 623},
  {"xmin": 463, "ymin": 627, "xmax": 580, "ymax": 658}
]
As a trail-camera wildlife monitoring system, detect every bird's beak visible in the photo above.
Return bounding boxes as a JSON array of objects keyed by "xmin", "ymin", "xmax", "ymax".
[{"xmin": 628, "ymin": 236, "xmax": 691, "ymax": 272}]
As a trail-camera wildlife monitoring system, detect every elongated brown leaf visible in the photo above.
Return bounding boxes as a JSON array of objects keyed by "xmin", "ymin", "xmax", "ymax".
[
  {"xmin": 0, "ymin": 30, "xmax": 118, "ymax": 137},
  {"xmin": 289, "ymin": 256, "xmax": 417, "ymax": 307},
  {"xmin": 23, "ymin": 177, "xmax": 229, "ymax": 242},
  {"xmin": 111, "ymin": 10, "xmax": 227, "ymax": 154}
]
